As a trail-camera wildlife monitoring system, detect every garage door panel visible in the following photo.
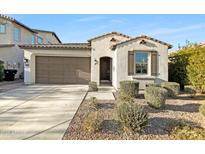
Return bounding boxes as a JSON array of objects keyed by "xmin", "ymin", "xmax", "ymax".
[
  {"xmin": 36, "ymin": 56, "xmax": 90, "ymax": 84},
  {"xmin": 64, "ymin": 78, "xmax": 77, "ymax": 84},
  {"xmin": 49, "ymin": 77, "xmax": 64, "ymax": 83},
  {"xmin": 64, "ymin": 72, "xmax": 76, "ymax": 77},
  {"xmin": 36, "ymin": 77, "xmax": 48, "ymax": 84},
  {"xmin": 48, "ymin": 57, "xmax": 62, "ymax": 63},
  {"xmin": 36, "ymin": 57, "xmax": 49, "ymax": 63}
]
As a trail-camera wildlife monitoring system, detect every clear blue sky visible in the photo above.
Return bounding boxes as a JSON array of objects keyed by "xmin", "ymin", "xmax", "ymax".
[{"xmin": 9, "ymin": 14, "xmax": 205, "ymax": 50}]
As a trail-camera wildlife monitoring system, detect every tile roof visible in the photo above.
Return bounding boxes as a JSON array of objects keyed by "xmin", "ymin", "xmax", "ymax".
[
  {"xmin": 32, "ymin": 29, "xmax": 61, "ymax": 43},
  {"xmin": 0, "ymin": 14, "xmax": 37, "ymax": 33},
  {"xmin": 112, "ymin": 35, "xmax": 173, "ymax": 49},
  {"xmin": 18, "ymin": 43, "xmax": 91, "ymax": 49},
  {"xmin": 88, "ymin": 31, "xmax": 131, "ymax": 42}
]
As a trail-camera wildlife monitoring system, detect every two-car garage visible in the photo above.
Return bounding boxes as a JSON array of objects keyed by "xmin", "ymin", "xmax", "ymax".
[
  {"xmin": 36, "ymin": 56, "xmax": 91, "ymax": 84},
  {"xmin": 20, "ymin": 44, "xmax": 91, "ymax": 85}
]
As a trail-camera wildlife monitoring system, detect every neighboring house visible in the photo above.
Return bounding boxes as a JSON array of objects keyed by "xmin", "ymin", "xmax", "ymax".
[
  {"xmin": 0, "ymin": 15, "xmax": 61, "ymax": 78},
  {"xmin": 19, "ymin": 32, "xmax": 172, "ymax": 89}
]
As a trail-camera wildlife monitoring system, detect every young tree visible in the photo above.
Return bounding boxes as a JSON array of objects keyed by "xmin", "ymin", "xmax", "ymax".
[
  {"xmin": 168, "ymin": 51, "xmax": 189, "ymax": 90},
  {"xmin": 186, "ymin": 45, "xmax": 205, "ymax": 93}
]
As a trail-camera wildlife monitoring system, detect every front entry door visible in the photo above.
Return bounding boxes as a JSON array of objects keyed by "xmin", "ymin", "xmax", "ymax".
[{"xmin": 100, "ymin": 57, "xmax": 111, "ymax": 81}]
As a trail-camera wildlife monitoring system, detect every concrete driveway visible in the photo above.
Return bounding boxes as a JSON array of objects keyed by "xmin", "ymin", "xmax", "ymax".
[{"xmin": 0, "ymin": 84, "xmax": 88, "ymax": 140}]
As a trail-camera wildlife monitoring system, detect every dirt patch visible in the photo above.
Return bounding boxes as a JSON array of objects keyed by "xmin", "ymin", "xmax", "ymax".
[{"xmin": 63, "ymin": 94, "xmax": 205, "ymax": 140}]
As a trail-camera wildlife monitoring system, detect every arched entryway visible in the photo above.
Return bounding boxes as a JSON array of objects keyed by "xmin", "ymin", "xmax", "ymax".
[{"xmin": 100, "ymin": 57, "xmax": 112, "ymax": 85}]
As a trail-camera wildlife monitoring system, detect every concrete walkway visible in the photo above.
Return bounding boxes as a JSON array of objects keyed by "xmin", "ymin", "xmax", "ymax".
[
  {"xmin": 86, "ymin": 86, "xmax": 115, "ymax": 100},
  {"xmin": 0, "ymin": 80, "xmax": 24, "ymax": 93},
  {"xmin": 0, "ymin": 84, "xmax": 88, "ymax": 140}
]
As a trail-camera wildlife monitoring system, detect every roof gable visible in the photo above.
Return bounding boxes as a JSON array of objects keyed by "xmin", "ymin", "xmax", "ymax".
[
  {"xmin": 112, "ymin": 35, "xmax": 173, "ymax": 49},
  {"xmin": 88, "ymin": 32, "xmax": 131, "ymax": 42}
]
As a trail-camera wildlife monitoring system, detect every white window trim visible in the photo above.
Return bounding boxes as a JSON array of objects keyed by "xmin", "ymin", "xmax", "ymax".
[
  {"xmin": 133, "ymin": 51, "xmax": 151, "ymax": 77},
  {"xmin": 0, "ymin": 23, "xmax": 6, "ymax": 34}
]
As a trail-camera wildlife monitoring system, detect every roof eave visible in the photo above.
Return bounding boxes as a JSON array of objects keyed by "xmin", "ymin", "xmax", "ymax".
[{"xmin": 18, "ymin": 44, "xmax": 91, "ymax": 50}]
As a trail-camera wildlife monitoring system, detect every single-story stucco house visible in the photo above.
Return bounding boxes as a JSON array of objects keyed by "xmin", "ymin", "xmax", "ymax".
[{"xmin": 19, "ymin": 32, "xmax": 172, "ymax": 89}]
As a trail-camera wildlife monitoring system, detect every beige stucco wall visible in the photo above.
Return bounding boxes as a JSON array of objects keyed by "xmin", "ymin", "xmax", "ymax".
[
  {"xmin": 36, "ymin": 31, "xmax": 60, "ymax": 44},
  {"xmin": 24, "ymin": 48, "xmax": 91, "ymax": 84},
  {"xmin": 115, "ymin": 39, "xmax": 169, "ymax": 89},
  {"xmin": 0, "ymin": 17, "xmax": 36, "ymax": 44},
  {"xmin": 0, "ymin": 18, "xmax": 13, "ymax": 44},
  {"xmin": 0, "ymin": 17, "xmax": 61, "ymax": 79},
  {"xmin": 90, "ymin": 34, "xmax": 129, "ymax": 86},
  {"xmin": 0, "ymin": 46, "xmax": 24, "ymax": 78}
]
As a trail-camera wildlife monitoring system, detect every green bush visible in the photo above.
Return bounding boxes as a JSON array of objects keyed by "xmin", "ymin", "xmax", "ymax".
[
  {"xmin": 117, "ymin": 99, "xmax": 148, "ymax": 133},
  {"xmin": 118, "ymin": 92, "xmax": 134, "ymax": 102},
  {"xmin": 88, "ymin": 97, "xmax": 98, "ymax": 111},
  {"xmin": 186, "ymin": 45, "xmax": 205, "ymax": 94},
  {"xmin": 83, "ymin": 111, "xmax": 103, "ymax": 133},
  {"xmin": 88, "ymin": 81, "xmax": 98, "ymax": 92},
  {"xmin": 199, "ymin": 102, "xmax": 205, "ymax": 117},
  {"xmin": 144, "ymin": 86, "xmax": 167, "ymax": 109},
  {"xmin": 161, "ymin": 82, "xmax": 180, "ymax": 97},
  {"xmin": 184, "ymin": 85, "xmax": 196, "ymax": 97},
  {"xmin": 170, "ymin": 126, "xmax": 205, "ymax": 140},
  {"xmin": 0, "ymin": 62, "xmax": 4, "ymax": 81},
  {"xmin": 146, "ymin": 83, "xmax": 160, "ymax": 87},
  {"xmin": 119, "ymin": 80, "xmax": 139, "ymax": 98}
]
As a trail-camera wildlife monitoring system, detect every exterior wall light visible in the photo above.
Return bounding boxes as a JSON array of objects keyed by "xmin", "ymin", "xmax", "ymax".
[
  {"xmin": 94, "ymin": 59, "xmax": 98, "ymax": 65},
  {"xmin": 24, "ymin": 58, "xmax": 29, "ymax": 66}
]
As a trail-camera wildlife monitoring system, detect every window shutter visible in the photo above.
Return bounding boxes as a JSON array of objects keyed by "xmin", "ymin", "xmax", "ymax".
[
  {"xmin": 151, "ymin": 51, "xmax": 158, "ymax": 76},
  {"xmin": 128, "ymin": 51, "xmax": 134, "ymax": 75}
]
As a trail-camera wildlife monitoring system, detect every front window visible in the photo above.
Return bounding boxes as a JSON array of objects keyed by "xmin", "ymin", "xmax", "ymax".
[
  {"xmin": 0, "ymin": 24, "xmax": 6, "ymax": 33},
  {"xmin": 135, "ymin": 52, "xmax": 148, "ymax": 74},
  {"xmin": 37, "ymin": 36, "xmax": 43, "ymax": 44},
  {"xmin": 31, "ymin": 35, "xmax": 36, "ymax": 44},
  {"xmin": 13, "ymin": 27, "xmax": 21, "ymax": 42}
]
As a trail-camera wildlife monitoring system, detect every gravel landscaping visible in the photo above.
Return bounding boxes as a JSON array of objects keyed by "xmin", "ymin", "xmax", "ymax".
[{"xmin": 63, "ymin": 93, "xmax": 205, "ymax": 140}]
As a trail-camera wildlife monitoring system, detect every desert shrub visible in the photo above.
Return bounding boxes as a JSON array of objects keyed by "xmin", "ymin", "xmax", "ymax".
[
  {"xmin": 88, "ymin": 81, "xmax": 98, "ymax": 91},
  {"xmin": 170, "ymin": 126, "xmax": 205, "ymax": 140},
  {"xmin": 83, "ymin": 111, "xmax": 103, "ymax": 133},
  {"xmin": 116, "ymin": 99, "xmax": 148, "ymax": 133},
  {"xmin": 119, "ymin": 80, "xmax": 139, "ymax": 98},
  {"xmin": 118, "ymin": 92, "xmax": 134, "ymax": 102},
  {"xmin": 0, "ymin": 62, "xmax": 4, "ymax": 81},
  {"xmin": 168, "ymin": 119, "xmax": 205, "ymax": 140},
  {"xmin": 144, "ymin": 86, "xmax": 167, "ymax": 109},
  {"xmin": 199, "ymin": 102, "xmax": 205, "ymax": 117},
  {"xmin": 88, "ymin": 97, "xmax": 98, "ymax": 111},
  {"xmin": 167, "ymin": 120, "xmax": 195, "ymax": 131},
  {"xmin": 161, "ymin": 82, "xmax": 180, "ymax": 97},
  {"xmin": 184, "ymin": 85, "xmax": 196, "ymax": 97},
  {"xmin": 146, "ymin": 83, "xmax": 160, "ymax": 87}
]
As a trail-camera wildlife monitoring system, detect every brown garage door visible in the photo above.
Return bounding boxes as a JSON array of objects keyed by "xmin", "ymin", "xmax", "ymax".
[{"xmin": 36, "ymin": 56, "xmax": 90, "ymax": 84}]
